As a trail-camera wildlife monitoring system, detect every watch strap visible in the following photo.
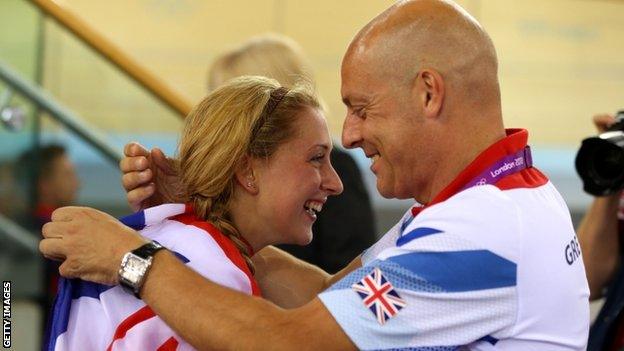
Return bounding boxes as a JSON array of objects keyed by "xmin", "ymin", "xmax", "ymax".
[{"xmin": 132, "ymin": 240, "xmax": 164, "ymax": 259}]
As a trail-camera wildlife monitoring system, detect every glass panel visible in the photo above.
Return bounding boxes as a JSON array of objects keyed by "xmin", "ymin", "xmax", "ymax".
[
  {"xmin": 0, "ymin": 4, "xmax": 46, "ymax": 346},
  {"xmin": 41, "ymin": 19, "xmax": 183, "ymax": 136},
  {"xmin": 0, "ymin": 0, "xmax": 41, "ymax": 80},
  {"xmin": 0, "ymin": 2, "xmax": 183, "ymax": 349}
]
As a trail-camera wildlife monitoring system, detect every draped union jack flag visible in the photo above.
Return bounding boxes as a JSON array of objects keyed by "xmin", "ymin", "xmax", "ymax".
[{"xmin": 352, "ymin": 267, "xmax": 407, "ymax": 325}]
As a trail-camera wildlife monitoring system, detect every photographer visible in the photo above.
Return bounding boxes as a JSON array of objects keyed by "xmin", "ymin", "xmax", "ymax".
[{"xmin": 579, "ymin": 113, "xmax": 624, "ymax": 350}]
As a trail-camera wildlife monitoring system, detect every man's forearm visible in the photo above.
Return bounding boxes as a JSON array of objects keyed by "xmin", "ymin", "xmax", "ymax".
[
  {"xmin": 141, "ymin": 250, "xmax": 290, "ymax": 350},
  {"xmin": 140, "ymin": 250, "xmax": 355, "ymax": 351},
  {"xmin": 252, "ymin": 246, "xmax": 362, "ymax": 308},
  {"xmin": 578, "ymin": 194, "xmax": 621, "ymax": 299}
]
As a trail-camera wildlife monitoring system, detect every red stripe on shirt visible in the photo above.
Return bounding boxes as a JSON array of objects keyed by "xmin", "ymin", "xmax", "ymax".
[
  {"xmin": 411, "ymin": 129, "xmax": 548, "ymax": 217},
  {"xmin": 106, "ymin": 305, "xmax": 156, "ymax": 351},
  {"xmin": 156, "ymin": 337, "xmax": 179, "ymax": 351},
  {"xmin": 172, "ymin": 207, "xmax": 261, "ymax": 297}
]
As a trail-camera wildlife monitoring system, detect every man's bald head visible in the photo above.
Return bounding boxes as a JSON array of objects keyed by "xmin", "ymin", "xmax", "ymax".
[
  {"xmin": 344, "ymin": 0, "xmax": 501, "ymax": 113},
  {"xmin": 340, "ymin": 0, "xmax": 507, "ymax": 203}
]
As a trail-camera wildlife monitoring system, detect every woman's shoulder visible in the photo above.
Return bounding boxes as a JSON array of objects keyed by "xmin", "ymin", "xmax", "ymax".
[{"xmin": 146, "ymin": 208, "xmax": 261, "ymax": 296}]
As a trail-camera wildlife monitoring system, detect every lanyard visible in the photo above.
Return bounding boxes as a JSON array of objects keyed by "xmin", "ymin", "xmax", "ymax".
[
  {"xmin": 459, "ymin": 146, "xmax": 533, "ymax": 192},
  {"xmin": 400, "ymin": 146, "xmax": 533, "ymax": 232}
]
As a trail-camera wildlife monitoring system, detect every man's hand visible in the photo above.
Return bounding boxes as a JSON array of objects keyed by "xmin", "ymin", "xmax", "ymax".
[
  {"xmin": 593, "ymin": 113, "xmax": 616, "ymax": 133},
  {"xmin": 39, "ymin": 206, "xmax": 146, "ymax": 285},
  {"xmin": 120, "ymin": 142, "xmax": 184, "ymax": 212}
]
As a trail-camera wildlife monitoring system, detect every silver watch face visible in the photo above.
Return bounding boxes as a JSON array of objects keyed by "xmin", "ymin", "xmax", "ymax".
[{"xmin": 121, "ymin": 254, "xmax": 149, "ymax": 284}]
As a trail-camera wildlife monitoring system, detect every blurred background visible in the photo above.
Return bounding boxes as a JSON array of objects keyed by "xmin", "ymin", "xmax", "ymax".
[{"xmin": 0, "ymin": 0, "xmax": 623, "ymax": 349}]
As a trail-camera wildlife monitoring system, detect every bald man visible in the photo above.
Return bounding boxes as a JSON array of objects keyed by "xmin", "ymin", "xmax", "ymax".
[{"xmin": 40, "ymin": 1, "xmax": 589, "ymax": 349}]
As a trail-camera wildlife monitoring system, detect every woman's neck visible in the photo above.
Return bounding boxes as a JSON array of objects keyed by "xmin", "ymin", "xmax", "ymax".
[{"xmin": 227, "ymin": 193, "xmax": 267, "ymax": 255}]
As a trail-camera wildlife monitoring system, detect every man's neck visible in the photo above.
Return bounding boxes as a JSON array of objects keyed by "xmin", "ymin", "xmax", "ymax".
[{"xmin": 420, "ymin": 128, "xmax": 507, "ymax": 205}]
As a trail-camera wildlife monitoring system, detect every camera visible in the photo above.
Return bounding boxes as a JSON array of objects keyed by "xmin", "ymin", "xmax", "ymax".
[{"xmin": 576, "ymin": 110, "xmax": 624, "ymax": 196}]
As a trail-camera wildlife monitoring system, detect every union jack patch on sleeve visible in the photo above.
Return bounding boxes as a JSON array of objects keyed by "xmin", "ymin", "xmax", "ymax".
[{"xmin": 352, "ymin": 267, "xmax": 407, "ymax": 325}]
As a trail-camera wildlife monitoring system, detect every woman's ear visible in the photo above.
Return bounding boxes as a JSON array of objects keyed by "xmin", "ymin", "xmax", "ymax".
[{"xmin": 234, "ymin": 156, "xmax": 259, "ymax": 195}]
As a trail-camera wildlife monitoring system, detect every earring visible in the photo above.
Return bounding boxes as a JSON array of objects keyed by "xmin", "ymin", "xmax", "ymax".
[{"xmin": 246, "ymin": 174, "xmax": 255, "ymax": 189}]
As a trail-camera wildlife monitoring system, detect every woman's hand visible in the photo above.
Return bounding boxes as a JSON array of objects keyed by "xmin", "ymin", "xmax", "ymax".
[
  {"xmin": 120, "ymin": 142, "xmax": 185, "ymax": 212},
  {"xmin": 40, "ymin": 206, "xmax": 147, "ymax": 285}
]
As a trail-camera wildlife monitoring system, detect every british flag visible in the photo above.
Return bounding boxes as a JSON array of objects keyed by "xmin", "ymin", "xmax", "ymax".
[{"xmin": 352, "ymin": 267, "xmax": 407, "ymax": 325}]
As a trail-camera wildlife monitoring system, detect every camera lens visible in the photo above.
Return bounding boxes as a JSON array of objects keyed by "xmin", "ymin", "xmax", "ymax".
[
  {"xmin": 576, "ymin": 132, "xmax": 624, "ymax": 195},
  {"xmin": 576, "ymin": 110, "xmax": 624, "ymax": 196},
  {"xmin": 592, "ymin": 143, "xmax": 624, "ymax": 182}
]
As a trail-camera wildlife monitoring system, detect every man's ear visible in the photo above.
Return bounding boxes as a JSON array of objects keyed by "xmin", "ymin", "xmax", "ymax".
[
  {"xmin": 413, "ymin": 69, "xmax": 445, "ymax": 119},
  {"xmin": 234, "ymin": 156, "xmax": 259, "ymax": 195}
]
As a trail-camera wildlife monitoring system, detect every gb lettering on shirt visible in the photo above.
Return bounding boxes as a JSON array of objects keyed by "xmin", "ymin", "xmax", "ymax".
[{"xmin": 564, "ymin": 235, "xmax": 582, "ymax": 265}]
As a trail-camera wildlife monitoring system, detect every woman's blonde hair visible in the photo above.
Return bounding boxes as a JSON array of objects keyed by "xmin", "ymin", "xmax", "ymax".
[
  {"xmin": 178, "ymin": 75, "xmax": 321, "ymax": 273},
  {"xmin": 208, "ymin": 33, "xmax": 313, "ymax": 91}
]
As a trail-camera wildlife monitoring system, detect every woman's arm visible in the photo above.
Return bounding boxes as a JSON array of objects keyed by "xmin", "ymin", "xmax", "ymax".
[{"xmin": 252, "ymin": 246, "xmax": 362, "ymax": 308}]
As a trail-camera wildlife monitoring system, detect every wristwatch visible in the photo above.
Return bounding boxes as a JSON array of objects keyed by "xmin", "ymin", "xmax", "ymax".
[{"xmin": 118, "ymin": 240, "xmax": 165, "ymax": 298}]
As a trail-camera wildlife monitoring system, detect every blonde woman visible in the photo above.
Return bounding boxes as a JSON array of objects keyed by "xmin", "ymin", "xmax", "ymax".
[
  {"xmin": 207, "ymin": 34, "xmax": 376, "ymax": 274},
  {"xmin": 44, "ymin": 76, "xmax": 342, "ymax": 350}
]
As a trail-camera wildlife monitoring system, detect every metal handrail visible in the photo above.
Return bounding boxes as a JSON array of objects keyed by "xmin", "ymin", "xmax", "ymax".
[
  {"xmin": 0, "ymin": 213, "xmax": 39, "ymax": 254},
  {"xmin": 28, "ymin": 0, "xmax": 192, "ymax": 118},
  {"xmin": 0, "ymin": 59, "xmax": 123, "ymax": 165}
]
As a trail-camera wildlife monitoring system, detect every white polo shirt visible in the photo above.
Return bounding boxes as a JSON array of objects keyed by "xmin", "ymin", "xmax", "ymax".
[{"xmin": 319, "ymin": 129, "xmax": 589, "ymax": 350}]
